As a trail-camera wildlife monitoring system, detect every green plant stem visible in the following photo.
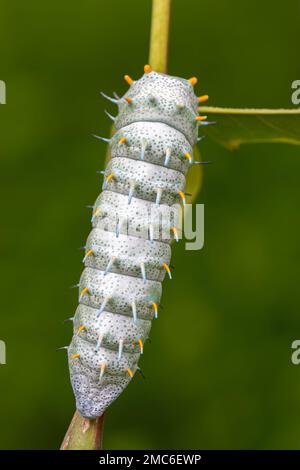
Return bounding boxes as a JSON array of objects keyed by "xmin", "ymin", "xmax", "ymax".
[
  {"xmin": 60, "ymin": 411, "xmax": 105, "ymax": 450},
  {"xmin": 60, "ymin": 0, "xmax": 172, "ymax": 451},
  {"xmin": 149, "ymin": 0, "xmax": 171, "ymax": 73}
]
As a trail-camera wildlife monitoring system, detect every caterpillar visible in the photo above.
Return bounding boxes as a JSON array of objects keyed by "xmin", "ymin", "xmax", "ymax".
[{"xmin": 66, "ymin": 65, "xmax": 209, "ymax": 419}]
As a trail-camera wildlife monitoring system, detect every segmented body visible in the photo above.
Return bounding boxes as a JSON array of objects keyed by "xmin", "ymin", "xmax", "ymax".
[{"xmin": 67, "ymin": 66, "xmax": 207, "ymax": 419}]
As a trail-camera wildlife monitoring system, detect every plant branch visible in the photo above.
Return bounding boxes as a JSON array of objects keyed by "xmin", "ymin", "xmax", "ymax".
[
  {"xmin": 149, "ymin": 0, "xmax": 172, "ymax": 73},
  {"xmin": 60, "ymin": 411, "xmax": 105, "ymax": 450}
]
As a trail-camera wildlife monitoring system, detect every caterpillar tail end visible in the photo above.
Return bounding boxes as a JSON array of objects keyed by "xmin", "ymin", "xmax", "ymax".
[{"xmin": 71, "ymin": 371, "xmax": 128, "ymax": 420}]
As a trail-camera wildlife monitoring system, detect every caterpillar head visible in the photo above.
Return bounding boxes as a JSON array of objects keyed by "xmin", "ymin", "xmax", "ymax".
[{"xmin": 116, "ymin": 67, "xmax": 199, "ymax": 145}]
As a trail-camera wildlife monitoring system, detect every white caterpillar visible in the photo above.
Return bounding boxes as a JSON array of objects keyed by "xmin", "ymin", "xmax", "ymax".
[{"xmin": 67, "ymin": 65, "xmax": 209, "ymax": 419}]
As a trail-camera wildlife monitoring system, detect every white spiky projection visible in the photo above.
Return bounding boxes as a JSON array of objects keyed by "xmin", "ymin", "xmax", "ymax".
[{"xmin": 67, "ymin": 65, "xmax": 209, "ymax": 419}]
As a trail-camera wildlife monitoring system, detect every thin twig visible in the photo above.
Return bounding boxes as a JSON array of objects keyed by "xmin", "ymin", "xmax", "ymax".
[
  {"xmin": 149, "ymin": 0, "xmax": 171, "ymax": 73},
  {"xmin": 60, "ymin": 411, "xmax": 105, "ymax": 450}
]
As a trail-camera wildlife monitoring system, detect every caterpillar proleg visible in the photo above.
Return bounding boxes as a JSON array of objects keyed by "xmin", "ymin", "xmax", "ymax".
[{"xmin": 67, "ymin": 65, "xmax": 208, "ymax": 419}]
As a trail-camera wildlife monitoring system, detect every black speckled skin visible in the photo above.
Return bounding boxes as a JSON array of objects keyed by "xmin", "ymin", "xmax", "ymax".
[{"xmin": 68, "ymin": 71, "xmax": 199, "ymax": 418}]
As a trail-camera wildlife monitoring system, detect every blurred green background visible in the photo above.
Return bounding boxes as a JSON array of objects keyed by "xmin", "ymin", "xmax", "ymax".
[{"xmin": 0, "ymin": 0, "xmax": 300, "ymax": 450}]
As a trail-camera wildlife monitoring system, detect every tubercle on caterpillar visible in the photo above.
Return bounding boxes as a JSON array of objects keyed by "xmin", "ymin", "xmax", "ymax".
[{"xmin": 66, "ymin": 64, "xmax": 210, "ymax": 419}]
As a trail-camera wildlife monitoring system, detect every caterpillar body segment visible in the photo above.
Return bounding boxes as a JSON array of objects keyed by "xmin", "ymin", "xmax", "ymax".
[
  {"xmin": 68, "ymin": 68, "xmax": 204, "ymax": 418},
  {"xmin": 84, "ymin": 229, "xmax": 171, "ymax": 281},
  {"xmin": 110, "ymin": 121, "xmax": 192, "ymax": 173},
  {"xmin": 92, "ymin": 191, "xmax": 181, "ymax": 243},
  {"xmin": 74, "ymin": 305, "xmax": 152, "ymax": 353},
  {"xmin": 79, "ymin": 268, "xmax": 162, "ymax": 319},
  {"xmin": 103, "ymin": 158, "xmax": 186, "ymax": 205}
]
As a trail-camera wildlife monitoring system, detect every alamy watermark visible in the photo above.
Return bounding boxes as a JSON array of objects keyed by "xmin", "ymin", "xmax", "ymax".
[
  {"xmin": 291, "ymin": 340, "xmax": 300, "ymax": 365},
  {"xmin": 0, "ymin": 80, "xmax": 6, "ymax": 104},
  {"xmin": 291, "ymin": 80, "xmax": 300, "ymax": 105},
  {"xmin": 94, "ymin": 203, "xmax": 204, "ymax": 251},
  {"xmin": 0, "ymin": 340, "xmax": 6, "ymax": 364}
]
